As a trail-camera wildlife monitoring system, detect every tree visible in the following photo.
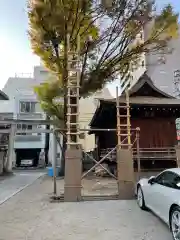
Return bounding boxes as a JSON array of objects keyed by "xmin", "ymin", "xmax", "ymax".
[
  {"xmin": 34, "ymin": 77, "xmax": 64, "ymax": 126},
  {"xmin": 34, "ymin": 78, "xmax": 65, "ymax": 169},
  {"xmin": 28, "ymin": 0, "xmax": 178, "ymax": 95},
  {"xmin": 28, "ymin": 0, "xmax": 178, "ymax": 173}
]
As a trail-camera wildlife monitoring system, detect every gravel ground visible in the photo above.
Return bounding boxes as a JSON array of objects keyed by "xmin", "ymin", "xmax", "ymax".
[{"xmin": 0, "ymin": 175, "xmax": 172, "ymax": 240}]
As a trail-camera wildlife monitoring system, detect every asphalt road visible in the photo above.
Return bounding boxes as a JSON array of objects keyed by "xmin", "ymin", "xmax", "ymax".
[{"xmin": 0, "ymin": 170, "xmax": 45, "ymax": 205}]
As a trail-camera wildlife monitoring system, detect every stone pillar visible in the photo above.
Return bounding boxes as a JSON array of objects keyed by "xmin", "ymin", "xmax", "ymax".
[
  {"xmin": 175, "ymin": 145, "xmax": 180, "ymax": 167},
  {"xmin": 6, "ymin": 124, "xmax": 16, "ymax": 172},
  {"xmin": 0, "ymin": 151, "xmax": 4, "ymax": 175},
  {"xmin": 117, "ymin": 148, "xmax": 135, "ymax": 199},
  {"xmin": 64, "ymin": 148, "xmax": 82, "ymax": 202},
  {"xmin": 11, "ymin": 150, "xmax": 16, "ymax": 169}
]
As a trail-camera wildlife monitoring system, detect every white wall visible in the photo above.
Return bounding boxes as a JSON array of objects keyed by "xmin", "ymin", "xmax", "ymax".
[
  {"xmin": 79, "ymin": 88, "xmax": 112, "ymax": 151},
  {"xmin": 146, "ymin": 36, "xmax": 180, "ymax": 97},
  {"xmin": 33, "ymin": 66, "xmax": 50, "ymax": 83},
  {"xmin": 143, "ymin": 19, "xmax": 180, "ymax": 97},
  {"xmin": 2, "ymin": 66, "xmax": 50, "ymax": 99},
  {"xmin": 120, "ymin": 21, "xmax": 180, "ymax": 96},
  {"xmin": 3, "ymin": 77, "xmax": 36, "ymax": 99},
  {"xmin": 14, "ymin": 139, "xmax": 44, "ymax": 149},
  {"xmin": 0, "ymin": 100, "xmax": 15, "ymax": 114}
]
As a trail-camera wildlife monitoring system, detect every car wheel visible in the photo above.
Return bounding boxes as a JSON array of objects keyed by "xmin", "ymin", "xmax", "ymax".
[
  {"xmin": 137, "ymin": 185, "xmax": 147, "ymax": 210},
  {"xmin": 170, "ymin": 206, "xmax": 180, "ymax": 240}
]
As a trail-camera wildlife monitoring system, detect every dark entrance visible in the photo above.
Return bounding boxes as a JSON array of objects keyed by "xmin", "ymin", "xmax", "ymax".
[{"xmin": 15, "ymin": 148, "xmax": 41, "ymax": 167}]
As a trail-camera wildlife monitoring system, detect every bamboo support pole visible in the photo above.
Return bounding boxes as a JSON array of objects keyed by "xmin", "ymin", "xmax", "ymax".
[
  {"xmin": 116, "ymin": 87, "xmax": 121, "ymax": 148},
  {"xmin": 136, "ymin": 127, "xmax": 141, "ymax": 175},
  {"xmin": 66, "ymin": 33, "xmax": 81, "ymax": 149},
  {"xmin": 125, "ymin": 90, "xmax": 131, "ymax": 148}
]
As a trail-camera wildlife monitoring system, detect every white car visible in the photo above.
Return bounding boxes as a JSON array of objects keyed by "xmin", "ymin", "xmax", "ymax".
[{"xmin": 136, "ymin": 168, "xmax": 180, "ymax": 240}]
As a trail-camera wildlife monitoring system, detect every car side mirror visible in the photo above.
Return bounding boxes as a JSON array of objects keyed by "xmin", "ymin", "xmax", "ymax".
[{"xmin": 148, "ymin": 176, "xmax": 156, "ymax": 185}]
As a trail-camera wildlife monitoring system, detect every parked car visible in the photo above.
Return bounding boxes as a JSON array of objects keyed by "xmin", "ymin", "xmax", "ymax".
[
  {"xmin": 20, "ymin": 159, "xmax": 33, "ymax": 167},
  {"xmin": 136, "ymin": 168, "xmax": 180, "ymax": 240}
]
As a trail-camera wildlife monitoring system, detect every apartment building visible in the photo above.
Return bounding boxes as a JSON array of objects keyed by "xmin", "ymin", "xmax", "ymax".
[
  {"xmin": 145, "ymin": 26, "xmax": 180, "ymax": 98},
  {"xmin": 120, "ymin": 19, "xmax": 180, "ymax": 97},
  {"xmin": 0, "ymin": 90, "xmax": 10, "ymax": 174},
  {"xmin": 1, "ymin": 66, "xmax": 49, "ymax": 167},
  {"xmin": 1, "ymin": 65, "xmax": 112, "ymax": 167}
]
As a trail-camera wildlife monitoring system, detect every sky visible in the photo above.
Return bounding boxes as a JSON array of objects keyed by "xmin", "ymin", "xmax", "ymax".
[{"xmin": 0, "ymin": 0, "xmax": 179, "ymax": 91}]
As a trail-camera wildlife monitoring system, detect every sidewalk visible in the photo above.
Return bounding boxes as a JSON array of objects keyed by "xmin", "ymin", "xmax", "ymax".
[
  {"xmin": 0, "ymin": 175, "xmax": 171, "ymax": 240},
  {"xmin": 0, "ymin": 170, "xmax": 45, "ymax": 205}
]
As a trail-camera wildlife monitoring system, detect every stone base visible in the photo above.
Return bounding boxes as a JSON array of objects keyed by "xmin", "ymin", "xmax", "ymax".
[
  {"xmin": 64, "ymin": 148, "xmax": 82, "ymax": 202},
  {"xmin": 117, "ymin": 148, "xmax": 135, "ymax": 199},
  {"xmin": 118, "ymin": 181, "xmax": 135, "ymax": 199},
  {"xmin": 175, "ymin": 145, "xmax": 180, "ymax": 167}
]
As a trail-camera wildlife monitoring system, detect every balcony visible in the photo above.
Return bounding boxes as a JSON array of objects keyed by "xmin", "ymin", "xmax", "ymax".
[
  {"xmin": 15, "ymin": 134, "xmax": 41, "ymax": 142},
  {"xmin": 17, "ymin": 113, "xmax": 44, "ymax": 120}
]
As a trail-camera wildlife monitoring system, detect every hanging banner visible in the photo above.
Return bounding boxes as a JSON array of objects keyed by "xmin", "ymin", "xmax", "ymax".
[
  {"xmin": 176, "ymin": 118, "xmax": 180, "ymax": 129},
  {"xmin": 176, "ymin": 118, "xmax": 180, "ymax": 140},
  {"xmin": 177, "ymin": 130, "xmax": 180, "ymax": 141}
]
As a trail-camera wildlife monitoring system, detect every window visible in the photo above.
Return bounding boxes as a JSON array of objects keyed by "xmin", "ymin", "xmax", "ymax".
[
  {"xmin": 17, "ymin": 124, "xmax": 32, "ymax": 135},
  {"xmin": 155, "ymin": 171, "xmax": 180, "ymax": 189},
  {"xmin": 20, "ymin": 102, "xmax": 36, "ymax": 113}
]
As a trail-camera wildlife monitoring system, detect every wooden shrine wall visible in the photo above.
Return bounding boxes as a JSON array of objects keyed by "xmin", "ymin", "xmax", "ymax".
[
  {"xmin": 97, "ymin": 117, "xmax": 177, "ymax": 150},
  {"xmin": 131, "ymin": 117, "xmax": 177, "ymax": 148}
]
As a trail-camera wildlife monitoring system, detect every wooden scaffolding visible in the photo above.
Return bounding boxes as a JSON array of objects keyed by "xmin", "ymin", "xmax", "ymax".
[
  {"xmin": 66, "ymin": 34, "xmax": 81, "ymax": 148},
  {"xmin": 116, "ymin": 87, "xmax": 131, "ymax": 149}
]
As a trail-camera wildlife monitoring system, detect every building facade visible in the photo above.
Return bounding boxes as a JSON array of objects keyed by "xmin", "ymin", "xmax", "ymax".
[
  {"xmin": 1, "ymin": 65, "xmax": 112, "ymax": 167},
  {"xmin": 79, "ymin": 88, "xmax": 112, "ymax": 152},
  {"xmin": 120, "ymin": 19, "xmax": 180, "ymax": 97},
  {"xmin": 1, "ymin": 67, "xmax": 49, "ymax": 167},
  {"xmin": 0, "ymin": 90, "xmax": 9, "ymax": 174}
]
